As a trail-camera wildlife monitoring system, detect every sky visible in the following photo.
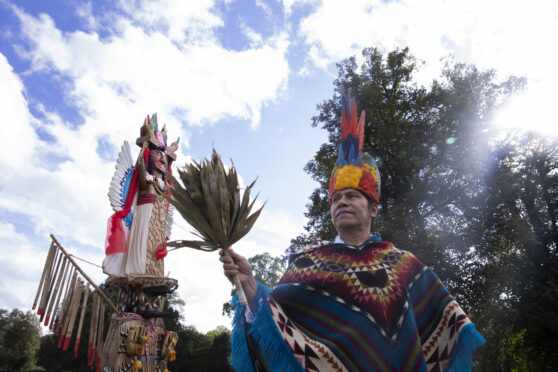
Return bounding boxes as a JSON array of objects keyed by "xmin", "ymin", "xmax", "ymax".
[{"xmin": 1, "ymin": 0, "xmax": 557, "ymax": 334}]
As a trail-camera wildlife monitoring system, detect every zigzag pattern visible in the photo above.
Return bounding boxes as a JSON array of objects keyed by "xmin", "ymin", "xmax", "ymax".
[
  {"xmin": 280, "ymin": 241, "xmax": 423, "ymax": 337},
  {"xmin": 269, "ymin": 240, "xmax": 479, "ymax": 372}
]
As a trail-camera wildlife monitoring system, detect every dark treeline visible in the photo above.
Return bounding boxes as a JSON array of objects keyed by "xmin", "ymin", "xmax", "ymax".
[{"xmin": 289, "ymin": 47, "xmax": 558, "ymax": 371}]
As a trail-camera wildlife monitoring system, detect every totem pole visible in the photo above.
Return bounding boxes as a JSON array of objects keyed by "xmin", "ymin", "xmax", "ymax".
[{"xmin": 101, "ymin": 114, "xmax": 179, "ymax": 372}]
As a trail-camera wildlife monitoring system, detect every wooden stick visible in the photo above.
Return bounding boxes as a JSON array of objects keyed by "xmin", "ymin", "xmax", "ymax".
[
  {"xmin": 88, "ymin": 294, "xmax": 99, "ymax": 366},
  {"xmin": 50, "ymin": 234, "xmax": 119, "ymax": 315},
  {"xmin": 41, "ymin": 249, "xmax": 63, "ymax": 322},
  {"xmin": 58, "ymin": 271, "xmax": 78, "ymax": 346},
  {"xmin": 224, "ymin": 249, "xmax": 248, "ymax": 306},
  {"xmin": 46, "ymin": 248, "xmax": 64, "ymax": 298},
  {"xmin": 97, "ymin": 303, "xmax": 105, "ymax": 372},
  {"xmin": 55, "ymin": 267, "xmax": 75, "ymax": 335},
  {"xmin": 33, "ymin": 242, "xmax": 55, "ymax": 311},
  {"xmin": 62, "ymin": 266, "xmax": 75, "ymax": 305},
  {"xmin": 74, "ymin": 285, "xmax": 90, "ymax": 358},
  {"xmin": 49, "ymin": 259, "xmax": 71, "ymax": 330},
  {"xmin": 44, "ymin": 257, "xmax": 67, "ymax": 326},
  {"xmin": 63, "ymin": 279, "xmax": 83, "ymax": 350},
  {"xmin": 38, "ymin": 244, "xmax": 58, "ymax": 316}
]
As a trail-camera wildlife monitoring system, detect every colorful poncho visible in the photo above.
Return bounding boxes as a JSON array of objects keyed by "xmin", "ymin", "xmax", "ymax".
[{"xmin": 231, "ymin": 237, "xmax": 485, "ymax": 372}]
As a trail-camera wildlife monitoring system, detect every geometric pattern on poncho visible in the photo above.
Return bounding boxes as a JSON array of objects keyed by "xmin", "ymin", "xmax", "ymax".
[
  {"xmin": 267, "ymin": 240, "xmax": 480, "ymax": 372},
  {"xmin": 279, "ymin": 240, "xmax": 423, "ymax": 343},
  {"xmin": 423, "ymin": 301, "xmax": 471, "ymax": 372},
  {"xmin": 268, "ymin": 297, "xmax": 347, "ymax": 372}
]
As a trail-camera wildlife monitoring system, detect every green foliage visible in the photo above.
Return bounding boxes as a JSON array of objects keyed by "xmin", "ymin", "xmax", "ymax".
[
  {"xmin": 168, "ymin": 324, "xmax": 233, "ymax": 372},
  {"xmin": 0, "ymin": 309, "xmax": 42, "ymax": 371},
  {"xmin": 296, "ymin": 47, "xmax": 557, "ymax": 370},
  {"xmin": 248, "ymin": 253, "xmax": 286, "ymax": 288},
  {"xmin": 163, "ymin": 292, "xmax": 234, "ymax": 371},
  {"xmin": 37, "ymin": 333, "xmax": 89, "ymax": 372},
  {"xmin": 222, "ymin": 252, "xmax": 286, "ymax": 317}
]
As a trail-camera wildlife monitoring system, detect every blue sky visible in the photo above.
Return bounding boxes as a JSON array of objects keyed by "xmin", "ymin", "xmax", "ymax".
[{"xmin": 1, "ymin": 0, "xmax": 557, "ymax": 333}]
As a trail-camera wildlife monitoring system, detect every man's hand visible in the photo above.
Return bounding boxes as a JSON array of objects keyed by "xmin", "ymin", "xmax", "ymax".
[
  {"xmin": 219, "ymin": 249, "xmax": 258, "ymax": 307},
  {"xmin": 219, "ymin": 249, "xmax": 253, "ymax": 283}
]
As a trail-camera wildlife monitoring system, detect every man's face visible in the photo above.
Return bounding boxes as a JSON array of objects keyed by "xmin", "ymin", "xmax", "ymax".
[
  {"xmin": 150, "ymin": 150, "xmax": 168, "ymax": 174},
  {"xmin": 330, "ymin": 188, "xmax": 378, "ymax": 234}
]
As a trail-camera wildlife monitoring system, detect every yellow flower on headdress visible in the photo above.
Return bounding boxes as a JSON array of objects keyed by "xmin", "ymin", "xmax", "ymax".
[
  {"xmin": 140, "ymin": 335, "xmax": 149, "ymax": 345},
  {"xmin": 334, "ymin": 165, "xmax": 362, "ymax": 191},
  {"xmin": 133, "ymin": 359, "xmax": 142, "ymax": 372}
]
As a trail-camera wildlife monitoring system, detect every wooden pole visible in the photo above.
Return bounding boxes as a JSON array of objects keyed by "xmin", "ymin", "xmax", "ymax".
[
  {"xmin": 74, "ymin": 285, "xmax": 90, "ymax": 358},
  {"xmin": 95, "ymin": 302, "xmax": 105, "ymax": 372},
  {"xmin": 49, "ymin": 259, "xmax": 71, "ymax": 330},
  {"xmin": 58, "ymin": 271, "xmax": 78, "ymax": 347},
  {"xmin": 63, "ymin": 280, "xmax": 83, "ymax": 350},
  {"xmin": 45, "ymin": 248, "xmax": 64, "ymax": 308},
  {"xmin": 33, "ymin": 242, "xmax": 55, "ymax": 311},
  {"xmin": 50, "ymin": 234, "xmax": 119, "ymax": 315},
  {"xmin": 55, "ymin": 267, "xmax": 75, "ymax": 335},
  {"xmin": 88, "ymin": 293, "xmax": 99, "ymax": 366},
  {"xmin": 43, "ymin": 257, "xmax": 67, "ymax": 326},
  {"xmin": 38, "ymin": 244, "xmax": 58, "ymax": 316}
]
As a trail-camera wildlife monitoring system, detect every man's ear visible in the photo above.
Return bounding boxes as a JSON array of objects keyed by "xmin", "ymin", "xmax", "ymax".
[{"xmin": 369, "ymin": 203, "xmax": 379, "ymax": 218}]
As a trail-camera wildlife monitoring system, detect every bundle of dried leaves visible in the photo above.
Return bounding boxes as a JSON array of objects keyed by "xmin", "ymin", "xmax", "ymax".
[
  {"xmin": 164, "ymin": 150, "xmax": 263, "ymax": 304},
  {"xmin": 165, "ymin": 149, "xmax": 263, "ymax": 251}
]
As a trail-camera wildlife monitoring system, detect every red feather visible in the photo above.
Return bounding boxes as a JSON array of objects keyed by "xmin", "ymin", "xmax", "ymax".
[{"xmin": 358, "ymin": 110, "xmax": 365, "ymax": 155}]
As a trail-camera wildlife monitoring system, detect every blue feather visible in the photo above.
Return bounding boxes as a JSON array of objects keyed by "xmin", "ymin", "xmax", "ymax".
[{"xmin": 338, "ymin": 145, "xmax": 346, "ymax": 166}]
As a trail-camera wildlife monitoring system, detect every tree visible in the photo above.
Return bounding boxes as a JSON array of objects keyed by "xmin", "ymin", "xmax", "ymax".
[
  {"xmin": 472, "ymin": 135, "xmax": 558, "ymax": 370},
  {"xmin": 222, "ymin": 252, "xmax": 286, "ymax": 316},
  {"xmin": 0, "ymin": 309, "xmax": 42, "ymax": 371},
  {"xmin": 294, "ymin": 47, "xmax": 558, "ymax": 370},
  {"xmin": 293, "ymin": 48, "xmax": 524, "ymax": 272},
  {"xmin": 161, "ymin": 293, "xmax": 234, "ymax": 371}
]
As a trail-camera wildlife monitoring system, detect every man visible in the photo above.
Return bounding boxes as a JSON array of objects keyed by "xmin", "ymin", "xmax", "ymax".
[{"xmin": 221, "ymin": 91, "xmax": 485, "ymax": 372}]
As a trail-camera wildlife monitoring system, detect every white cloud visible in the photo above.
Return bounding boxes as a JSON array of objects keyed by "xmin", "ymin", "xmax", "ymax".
[
  {"xmin": 74, "ymin": 2, "xmax": 97, "ymax": 31},
  {"xmin": 12, "ymin": 1, "xmax": 290, "ymax": 131},
  {"xmin": 282, "ymin": 0, "xmax": 316, "ymax": 16},
  {"xmin": 239, "ymin": 22, "xmax": 264, "ymax": 48},
  {"xmin": 0, "ymin": 52, "xmax": 109, "ymax": 246},
  {"xmin": 255, "ymin": 0, "xmax": 273, "ymax": 19},
  {"xmin": 298, "ymin": 0, "xmax": 558, "ymax": 79},
  {"xmin": 297, "ymin": 0, "xmax": 558, "ymax": 132},
  {"xmin": 0, "ymin": 222, "xmax": 50, "ymax": 309},
  {"xmin": 0, "ymin": 53, "xmax": 37, "ymax": 168},
  {"xmin": 119, "ymin": 0, "xmax": 223, "ymax": 44}
]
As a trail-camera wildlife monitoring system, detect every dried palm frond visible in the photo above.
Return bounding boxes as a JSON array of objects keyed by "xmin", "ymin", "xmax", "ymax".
[{"xmin": 165, "ymin": 149, "xmax": 264, "ymax": 305}]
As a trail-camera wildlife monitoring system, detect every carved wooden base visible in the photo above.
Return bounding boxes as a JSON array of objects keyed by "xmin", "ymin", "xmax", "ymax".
[{"xmin": 101, "ymin": 276, "xmax": 178, "ymax": 372}]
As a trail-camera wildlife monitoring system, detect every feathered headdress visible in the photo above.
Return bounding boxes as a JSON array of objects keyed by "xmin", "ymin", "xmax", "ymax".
[
  {"xmin": 136, "ymin": 113, "xmax": 179, "ymax": 161},
  {"xmin": 328, "ymin": 89, "xmax": 380, "ymax": 204}
]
